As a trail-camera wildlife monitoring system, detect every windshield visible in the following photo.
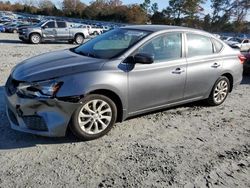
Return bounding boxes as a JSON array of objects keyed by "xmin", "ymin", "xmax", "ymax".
[
  {"xmin": 35, "ymin": 20, "xmax": 47, "ymax": 27},
  {"xmin": 71, "ymin": 28, "xmax": 151, "ymax": 59}
]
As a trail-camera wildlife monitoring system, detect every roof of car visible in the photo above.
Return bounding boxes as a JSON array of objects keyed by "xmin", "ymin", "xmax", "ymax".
[{"xmin": 123, "ymin": 25, "xmax": 197, "ymax": 32}]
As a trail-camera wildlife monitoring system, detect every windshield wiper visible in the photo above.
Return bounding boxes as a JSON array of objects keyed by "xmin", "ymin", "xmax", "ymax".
[
  {"xmin": 70, "ymin": 48, "xmax": 100, "ymax": 58},
  {"xmin": 77, "ymin": 51, "xmax": 99, "ymax": 58}
]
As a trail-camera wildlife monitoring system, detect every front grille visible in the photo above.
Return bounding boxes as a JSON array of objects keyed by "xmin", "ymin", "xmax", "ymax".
[
  {"xmin": 5, "ymin": 76, "xmax": 20, "ymax": 95},
  {"xmin": 23, "ymin": 116, "xmax": 48, "ymax": 131},
  {"xmin": 8, "ymin": 108, "xmax": 19, "ymax": 125}
]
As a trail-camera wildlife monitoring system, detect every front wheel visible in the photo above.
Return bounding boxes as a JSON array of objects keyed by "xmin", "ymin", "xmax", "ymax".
[
  {"xmin": 70, "ymin": 94, "xmax": 117, "ymax": 140},
  {"xmin": 74, "ymin": 34, "xmax": 84, "ymax": 44},
  {"xmin": 29, "ymin": 33, "xmax": 41, "ymax": 44},
  {"xmin": 206, "ymin": 76, "xmax": 230, "ymax": 106}
]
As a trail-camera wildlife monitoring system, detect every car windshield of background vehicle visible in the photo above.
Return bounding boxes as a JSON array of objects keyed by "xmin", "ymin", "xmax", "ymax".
[{"xmin": 72, "ymin": 28, "xmax": 151, "ymax": 59}]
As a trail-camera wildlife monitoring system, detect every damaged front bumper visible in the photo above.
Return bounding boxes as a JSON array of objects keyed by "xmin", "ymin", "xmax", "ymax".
[{"xmin": 5, "ymin": 88, "xmax": 80, "ymax": 137}]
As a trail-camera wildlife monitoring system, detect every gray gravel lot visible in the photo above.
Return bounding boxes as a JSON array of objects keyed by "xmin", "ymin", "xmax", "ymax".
[{"xmin": 0, "ymin": 33, "xmax": 249, "ymax": 188}]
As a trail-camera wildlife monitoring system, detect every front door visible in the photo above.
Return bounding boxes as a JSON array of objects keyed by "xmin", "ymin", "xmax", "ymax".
[
  {"xmin": 128, "ymin": 32, "xmax": 187, "ymax": 114},
  {"xmin": 42, "ymin": 21, "xmax": 56, "ymax": 39}
]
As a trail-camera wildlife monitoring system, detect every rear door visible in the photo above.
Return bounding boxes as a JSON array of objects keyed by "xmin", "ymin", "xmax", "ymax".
[
  {"xmin": 128, "ymin": 32, "xmax": 187, "ymax": 113},
  {"xmin": 56, "ymin": 21, "xmax": 70, "ymax": 39},
  {"xmin": 42, "ymin": 21, "xmax": 56, "ymax": 39},
  {"xmin": 184, "ymin": 33, "xmax": 223, "ymax": 99}
]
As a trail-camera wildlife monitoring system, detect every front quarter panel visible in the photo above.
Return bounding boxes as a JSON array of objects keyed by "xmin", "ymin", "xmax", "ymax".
[{"xmin": 56, "ymin": 59, "xmax": 128, "ymax": 115}]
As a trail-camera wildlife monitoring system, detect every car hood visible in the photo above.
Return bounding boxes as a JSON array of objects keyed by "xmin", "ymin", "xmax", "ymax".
[{"xmin": 12, "ymin": 49, "xmax": 106, "ymax": 82}]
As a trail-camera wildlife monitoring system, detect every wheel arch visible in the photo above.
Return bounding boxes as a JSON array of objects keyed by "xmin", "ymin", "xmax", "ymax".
[
  {"xmin": 74, "ymin": 32, "xmax": 85, "ymax": 39},
  {"xmin": 87, "ymin": 89, "xmax": 124, "ymax": 122},
  {"xmin": 221, "ymin": 72, "xmax": 234, "ymax": 92},
  {"xmin": 29, "ymin": 32, "xmax": 41, "ymax": 39}
]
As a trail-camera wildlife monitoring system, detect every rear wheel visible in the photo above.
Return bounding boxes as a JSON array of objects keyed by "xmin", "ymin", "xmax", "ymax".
[
  {"xmin": 74, "ymin": 34, "xmax": 84, "ymax": 44},
  {"xmin": 29, "ymin": 33, "xmax": 41, "ymax": 44},
  {"xmin": 70, "ymin": 94, "xmax": 117, "ymax": 140},
  {"xmin": 206, "ymin": 76, "xmax": 230, "ymax": 106}
]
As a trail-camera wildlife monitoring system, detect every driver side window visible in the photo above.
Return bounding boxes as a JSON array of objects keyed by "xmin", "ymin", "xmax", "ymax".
[
  {"xmin": 44, "ymin": 21, "xmax": 55, "ymax": 28},
  {"xmin": 138, "ymin": 33, "xmax": 182, "ymax": 63}
]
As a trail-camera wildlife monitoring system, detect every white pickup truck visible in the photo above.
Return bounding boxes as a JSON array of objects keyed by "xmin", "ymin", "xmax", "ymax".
[{"xmin": 78, "ymin": 24, "xmax": 103, "ymax": 35}]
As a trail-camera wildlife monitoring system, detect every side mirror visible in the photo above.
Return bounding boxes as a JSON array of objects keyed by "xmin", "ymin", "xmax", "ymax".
[
  {"xmin": 134, "ymin": 53, "xmax": 154, "ymax": 64},
  {"xmin": 42, "ymin": 25, "xmax": 48, "ymax": 29}
]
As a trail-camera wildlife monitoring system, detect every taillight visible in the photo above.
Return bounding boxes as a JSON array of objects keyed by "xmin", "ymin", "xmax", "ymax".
[{"xmin": 238, "ymin": 54, "xmax": 246, "ymax": 64}]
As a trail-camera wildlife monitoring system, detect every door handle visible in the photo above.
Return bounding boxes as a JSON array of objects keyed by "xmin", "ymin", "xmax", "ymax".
[
  {"xmin": 172, "ymin": 68, "xmax": 185, "ymax": 74},
  {"xmin": 211, "ymin": 63, "xmax": 221, "ymax": 68}
]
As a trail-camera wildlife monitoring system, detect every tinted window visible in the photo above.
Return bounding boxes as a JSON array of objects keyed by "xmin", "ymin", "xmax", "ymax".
[
  {"xmin": 138, "ymin": 33, "xmax": 182, "ymax": 62},
  {"xmin": 211, "ymin": 38, "xmax": 223, "ymax": 53},
  {"xmin": 44, "ymin": 21, "xmax": 55, "ymax": 28},
  {"xmin": 187, "ymin": 34, "xmax": 213, "ymax": 57},
  {"xmin": 57, "ymin": 22, "xmax": 66, "ymax": 28}
]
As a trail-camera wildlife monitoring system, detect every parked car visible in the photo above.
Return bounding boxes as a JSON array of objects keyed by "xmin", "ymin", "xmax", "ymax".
[
  {"xmin": 243, "ymin": 50, "xmax": 250, "ymax": 74},
  {"xmin": 18, "ymin": 20, "xmax": 90, "ymax": 44},
  {"xmin": 5, "ymin": 23, "xmax": 30, "ymax": 33},
  {"xmin": 0, "ymin": 24, "xmax": 5, "ymax": 32},
  {"xmin": 101, "ymin": 26, "xmax": 112, "ymax": 33},
  {"xmin": 0, "ymin": 16, "xmax": 12, "ymax": 23},
  {"xmin": 5, "ymin": 25, "xmax": 243, "ymax": 140},
  {"xmin": 224, "ymin": 37, "xmax": 250, "ymax": 51},
  {"xmin": 230, "ymin": 39, "xmax": 250, "ymax": 51},
  {"xmin": 78, "ymin": 24, "xmax": 103, "ymax": 35}
]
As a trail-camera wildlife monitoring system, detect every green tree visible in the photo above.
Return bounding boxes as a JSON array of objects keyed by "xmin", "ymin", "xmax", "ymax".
[
  {"xmin": 62, "ymin": 0, "xmax": 86, "ymax": 17},
  {"xmin": 203, "ymin": 14, "xmax": 211, "ymax": 31},
  {"xmin": 151, "ymin": 3, "xmax": 158, "ymax": 14}
]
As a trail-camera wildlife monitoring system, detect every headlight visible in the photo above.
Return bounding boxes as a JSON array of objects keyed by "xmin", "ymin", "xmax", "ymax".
[{"xmin": 17, "ymin": 80, "xmax": 63, "ymax": 98}]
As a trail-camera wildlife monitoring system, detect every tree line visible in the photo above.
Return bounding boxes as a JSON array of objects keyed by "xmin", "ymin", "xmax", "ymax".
[{"xmin": 0, "ymin": 0, "xmax": 249, "ymax": 33}]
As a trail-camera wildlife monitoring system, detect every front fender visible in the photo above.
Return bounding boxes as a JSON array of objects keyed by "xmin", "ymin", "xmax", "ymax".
[{"xmin": 56, "ymin": 69, "xmax": 128, "ymax": 112}]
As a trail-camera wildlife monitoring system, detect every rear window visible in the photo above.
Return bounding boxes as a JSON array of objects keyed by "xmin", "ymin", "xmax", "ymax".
[
  {"xmin": 57, "ymin": 22, "xmax": 66, "ymax": 28},
  {"xmin": 187, "ymin": 33, "xmax": 213, "ymax": 57},
  {"xmin": 211, "ymin": 38, "xmax": 223, "ymax": 53}
]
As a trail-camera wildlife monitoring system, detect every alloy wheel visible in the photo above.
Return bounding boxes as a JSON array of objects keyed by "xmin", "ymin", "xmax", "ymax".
[
  {"xmin": 78, "ymin": 99, "xmax": 112, "ymax": 134},
  {"xmin": 213, "ymin": 80, "xmax": 229, "ymax": 104},
  {"xmin": 31, "ymin": 34, "xmax": 41, "ymax": 44}
]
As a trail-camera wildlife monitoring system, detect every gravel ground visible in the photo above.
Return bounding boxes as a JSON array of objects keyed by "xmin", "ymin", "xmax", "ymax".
[{"xmin": 0, "ymin": 33, "xmax": 249, "ymax": 188}]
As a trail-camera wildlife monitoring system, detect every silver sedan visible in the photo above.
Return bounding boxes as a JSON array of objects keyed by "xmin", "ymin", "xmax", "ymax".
[{"xmin": 5, "ymin": 25, "xmax": 243, "ymax": 140}]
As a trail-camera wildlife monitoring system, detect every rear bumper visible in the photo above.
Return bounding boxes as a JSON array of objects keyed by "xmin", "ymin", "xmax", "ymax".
[{"xmin": 5, "ymin": 89, "xmax": 80, "ymax": 137}]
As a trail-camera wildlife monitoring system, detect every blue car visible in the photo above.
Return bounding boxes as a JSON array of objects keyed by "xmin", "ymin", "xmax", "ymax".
[{"xmin": 0, "ymin": 25, "xmax": 5, "ymax": 32}]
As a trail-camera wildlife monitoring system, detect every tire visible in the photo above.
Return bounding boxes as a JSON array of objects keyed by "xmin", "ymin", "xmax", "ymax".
[
  {"xmin": 70, "ymin": 94, "xmax": 117, "ymax": 140},
  {"xmin": 94, "ymin": 31, "xmax": 98, "ymax": 35},
  {"xmin": 206, "ymin": 76, "xmax": 230, "ymax": 106},
  {"xmin": 74, "ymin": 34, "xmax": 84, "ymax": 44},
  {"xmin": 68, "ymin": 40, "xmax": 74, "ymax": 44},
  {"xmin": 29, "ymin": 33, "xmax": 41, "ymax": 44},
  {"xmin": 13, "ymin": 29, "xmax": 17, "ymax": 33}
]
